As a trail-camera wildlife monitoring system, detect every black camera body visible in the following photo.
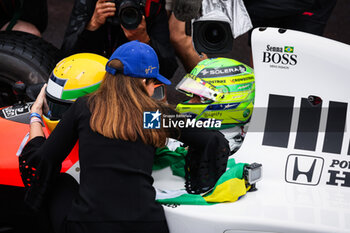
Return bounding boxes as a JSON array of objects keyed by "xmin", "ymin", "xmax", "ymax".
[
  {"xmin": 107, "ymin": 0, "xmax": 145, "ymax": 30},
  {"xmin": 192, "ymin": 20, "xmax": 233, "ymax": 54},
  {"xmin": 243, "ymin": 163, "xmax": 262, "ymax": 191},
  {"xmin": 191, "ymin": 0, "xmax": 234, "ymax": 55}
]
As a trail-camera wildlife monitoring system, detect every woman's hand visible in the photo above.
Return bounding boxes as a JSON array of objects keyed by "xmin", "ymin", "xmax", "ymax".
[
  {"xmin": 31, "ymin": 84, "xmax": 48, "ymax": 116},
  {"xmin": 29, "ymin": 84, "xmax": 48, "ymax": 139},
  {"xmin": 122, "ymin": 16, "xmax": 150, "ymax": 44},
  {"xmin": 86, "ymin": 0, "xmax": 116, "ymax": 31}
]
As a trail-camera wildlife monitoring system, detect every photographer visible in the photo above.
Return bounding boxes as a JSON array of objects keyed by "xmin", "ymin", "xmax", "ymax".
[{"xmin": 62, "ymin": 0, "xmax": 178, "ymax": 80}]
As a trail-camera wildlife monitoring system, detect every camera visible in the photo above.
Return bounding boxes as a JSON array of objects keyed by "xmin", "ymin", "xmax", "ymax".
[
  {"xmin": 243, "ymin": 163, "xmax": 262, "ymax": 191},
  {"xmin": 192, "ymin": 20, "xmax": 233, "ymax": 54},
  {"xmin": 192, "ymin": 0, "xmax": 252, "ymax": 54},
  {"xmin": 107, "ymin": 0, "xmax": 145, "ymax": 30},
  {"xmin": 192, "ymin": 0, "xmax": 233, "ymax": 54}
]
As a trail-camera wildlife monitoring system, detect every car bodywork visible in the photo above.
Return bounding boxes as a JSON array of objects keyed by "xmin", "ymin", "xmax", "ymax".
[
  {"xmin": 152, "ymin": 28, "xmax": 350, "ymax": 233},
  {"xmin": 0, "ymin": 103, "xmax": 79, "ymax": 187}
]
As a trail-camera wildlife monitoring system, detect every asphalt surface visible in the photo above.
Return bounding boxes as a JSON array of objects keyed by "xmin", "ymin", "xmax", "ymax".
[{"xmin": 42, "ymin": 0, "xmax": 350, "ymax": 105}]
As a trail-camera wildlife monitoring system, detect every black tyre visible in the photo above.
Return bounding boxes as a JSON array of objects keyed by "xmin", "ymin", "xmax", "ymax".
[{"xmin": 0, "ymin": 31, "xmax": 61, "ymax": 107}]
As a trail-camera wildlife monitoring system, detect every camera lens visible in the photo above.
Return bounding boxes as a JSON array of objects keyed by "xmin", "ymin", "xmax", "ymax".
[
  {"xmin": 118, "ymin": 0, "xmax": 143, "ymax": 30},
  {"xmin": 204, "ymin": 23, "xmax": 226, "ymax": 45},
  {"xmin": 120, "ymin": 7, "xmax": 141, "ymax": 29},
  {"xmin": 193, "ymin": 20, "xmax": 233, "ymax": 54}
]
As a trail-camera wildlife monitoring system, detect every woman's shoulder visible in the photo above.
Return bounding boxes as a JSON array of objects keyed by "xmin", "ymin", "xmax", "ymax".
[
  {"xmin": 65, "ymin": 96, "xmax": 91, "ymax": 122},
  {"xmin": 75, "ymin": 96, "xmax": 89, "ymax": 104},
  {"xmin": 72, "ymin": 96, "xmax": 90, "ymax": 112}
]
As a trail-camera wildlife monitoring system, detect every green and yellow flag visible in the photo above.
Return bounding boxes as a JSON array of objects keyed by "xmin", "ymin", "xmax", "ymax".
[
  {"xmin": 284, "ymin": 46, "xmax": 294, "ymax": 53},
  {"xmin": 154, "ymin": 147, "xmax": 249, "ymax": 205}
]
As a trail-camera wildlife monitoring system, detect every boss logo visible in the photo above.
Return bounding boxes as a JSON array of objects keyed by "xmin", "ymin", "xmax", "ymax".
[
  {"xmin": 263, "ymin": 45, "xmax": 298, "ymax": 66},
  {"xmin": 285, "ymin": 154, "xmax": 324, "ymax": 185},
  {"xmin": 262, "ymin": 52, "xmax": 297, "ymax": 66}
]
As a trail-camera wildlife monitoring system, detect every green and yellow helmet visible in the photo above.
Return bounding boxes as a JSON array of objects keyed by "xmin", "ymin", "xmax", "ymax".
[
  {"xmin": 43, "ymin": 53, "xmax": 108, "ymax": 132},
  {"xmin": 176, "ymin": 57, "xmax": 255, "ymax": 129}
]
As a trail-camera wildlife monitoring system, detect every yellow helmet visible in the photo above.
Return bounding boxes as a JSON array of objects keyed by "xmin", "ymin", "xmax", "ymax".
[{"xmin": 43, "ymin": 53, "xmax": 107, "ymax": 132}]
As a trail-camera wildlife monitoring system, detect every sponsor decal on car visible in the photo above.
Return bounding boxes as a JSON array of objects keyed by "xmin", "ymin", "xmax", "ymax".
[
  {"xmin": 285, "ymin": 154, "xmax": 324, "ymax": 185},
  {"xmin": 2, "ymin": 104, "xmax": 32, "ymax": 118},
  {"xmin": 263, "ymin": 94, "xmax": 350, "ymax": 188},
  {"xmin": 262, "ymin": 45, "xmax": 298, "ymax": 69}
]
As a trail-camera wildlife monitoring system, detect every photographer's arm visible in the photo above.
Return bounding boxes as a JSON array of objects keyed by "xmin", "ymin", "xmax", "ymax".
[
  {"xmin": 62, "ymin": 0, "xmax": 115, "ymax": 55},
  {"xmin": 121, "ymin": 16, "xmax": 150, "ymax": 44},
  {"xmin": 169, "ymin": 13, "xmax": 207, "ymax": 72},
  {"xmin": 144, "ymin": 8, "xmax": 178, "ymax": 79},
  {"xmin": 171, "ymin": 126, "xmax": 230, "ymax": 194},
  {"xmin": 86, "ymin": 0, "xmax": 116, "ymax": 31}
]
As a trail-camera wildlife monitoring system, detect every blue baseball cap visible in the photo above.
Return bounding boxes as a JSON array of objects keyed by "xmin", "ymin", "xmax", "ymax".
[{"xmin": 106, "ymin": 40, "xmax": 171, "ymax": 85}]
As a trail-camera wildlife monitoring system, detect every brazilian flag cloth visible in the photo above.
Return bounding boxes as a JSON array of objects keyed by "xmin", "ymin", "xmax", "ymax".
[{"xmin": 153, "ymin": 147, "xmax": 249, "ymax": 205}]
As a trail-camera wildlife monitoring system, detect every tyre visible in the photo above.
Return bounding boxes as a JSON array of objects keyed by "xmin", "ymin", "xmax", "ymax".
[{"xmin": 0, "ymin": 31, "xmax": 61, "ymax": 107}]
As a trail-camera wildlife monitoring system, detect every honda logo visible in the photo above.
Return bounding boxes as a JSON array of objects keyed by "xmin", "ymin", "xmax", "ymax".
[{"xmin": 285, "ymin": 154, "xmax": 324, "ymax": 185}]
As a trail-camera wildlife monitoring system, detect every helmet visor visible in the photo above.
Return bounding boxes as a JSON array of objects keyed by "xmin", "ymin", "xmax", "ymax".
[
  {"xmin": 44, "ymin": 91, "xmax": 73, "ymax": 121},
  {"xmin": 176, "ymin": 74, "xmax": 223, "ymax": 101}
]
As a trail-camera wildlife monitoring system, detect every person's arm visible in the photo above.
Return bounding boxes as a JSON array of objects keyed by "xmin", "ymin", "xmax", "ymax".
[
  {"xmin": 172, "ymin": 126, "xmax": 230, "ymax": 194},
  {"xmin": 140, "ymin": 6, "xmax": 178, "ymax": 79},
  {"xmin": 61, "ymin": 0, "xmax": 91, "ymax": 54},
  {"xmin": 122, "ymin": 16, "xmax": 150, "ymax": 44},
  {"xmin": 20, "ymin": 88, "xmax": 80, "ymax": 211},
  {"xmin": 85, "ymin": 0, "xmax": 116, "ymax": 31},
  {"xmin": 162, "ymin": 105, "xmax": 230, "ymax": 193},
  {"xmin": 168, "ymin": 13, "xmax": 207, "ymax": 72},
  {"xmin": 28, "ymin": 84, "xmax": 47, "ymax": 140},
  {"xmin": 62, "ymin": 0, "xmax": 115, "ymax": 55}
]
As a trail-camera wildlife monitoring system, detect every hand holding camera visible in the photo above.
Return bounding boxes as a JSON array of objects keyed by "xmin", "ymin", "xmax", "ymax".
[
  {"xmin": 106, "ymin": 0, "xmax": 145, "ymax": 29},
  {"xmin": 121, "ymin": 16, "xmax": 150, "ymax": 43},
  {"xmin": 87, "ymin": 0, "xmax": 116, "ymax": 31}
]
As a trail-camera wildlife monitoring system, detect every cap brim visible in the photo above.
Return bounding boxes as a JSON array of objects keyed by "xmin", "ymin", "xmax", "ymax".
[{"xmin": 156, "ymin": 74, "xmax": 171, "ymax": 85}]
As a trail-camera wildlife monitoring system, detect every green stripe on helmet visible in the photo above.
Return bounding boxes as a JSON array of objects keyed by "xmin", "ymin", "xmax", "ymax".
[{"xmin": 61, "ymin": 82, "xmax": 101, "ymax": 100}]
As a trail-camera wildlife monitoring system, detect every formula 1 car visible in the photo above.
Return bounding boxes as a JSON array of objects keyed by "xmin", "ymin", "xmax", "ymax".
[
  {"xmin": 1, "ymin": 28, "xmax": 350, "ymax": 233},
  {"xmin": 152, "ymin": 28, "xmax": 350, "ymax": 233}
]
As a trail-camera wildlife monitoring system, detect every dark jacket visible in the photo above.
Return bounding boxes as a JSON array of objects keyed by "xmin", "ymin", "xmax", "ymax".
[{"xmin": 19, "ymin": 97, "xmax": 230, "ymax": 220}]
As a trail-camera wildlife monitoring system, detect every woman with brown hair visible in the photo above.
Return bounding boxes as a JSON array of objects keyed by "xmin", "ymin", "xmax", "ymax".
[
  {"xmin": 20, "ymin": 41, "xmax": 230, "ymax": 233},
  {"xmin": 88, "ymin": 59, "xmax": 168, "ymax": 148}
]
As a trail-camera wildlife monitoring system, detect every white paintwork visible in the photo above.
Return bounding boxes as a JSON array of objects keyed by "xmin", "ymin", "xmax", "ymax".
[
  {"xmin": 65, "ymin": 161, "xmax": 80, "ymax": 183},
  {"xmin": 47, "ymin": 78, "xmax": 63, "ymax": 99},
  {"xmin": 152, "ymin": 28, "xmax": 350, "ymax": 233}
]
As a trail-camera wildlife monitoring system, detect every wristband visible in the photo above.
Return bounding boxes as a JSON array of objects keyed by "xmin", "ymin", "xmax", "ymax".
[
  {"xmin": 30, "ymin": 117, "xmax": 44, "ymax": 127},
  {"xmin": 30, "ymin": 112, "xmax": 43, "ymax": 121}
]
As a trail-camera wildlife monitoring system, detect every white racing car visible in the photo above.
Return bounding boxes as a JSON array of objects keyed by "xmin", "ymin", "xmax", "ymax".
[{"xmin": 152, "ymin": 27, "xmax": 350, "ymax": 233}]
